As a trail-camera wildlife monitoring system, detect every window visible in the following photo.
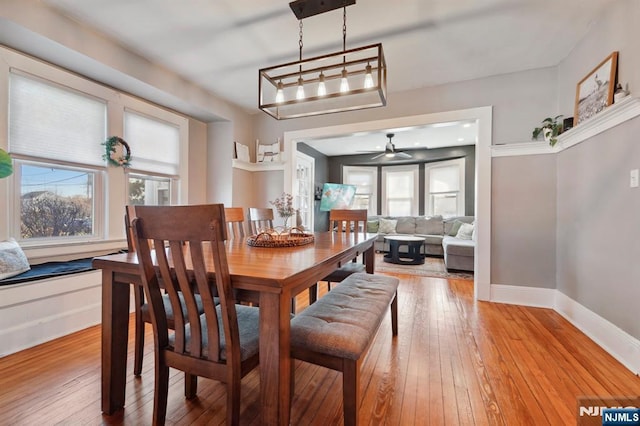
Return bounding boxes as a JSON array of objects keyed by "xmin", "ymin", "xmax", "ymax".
[
  {"xmin": 343, "ymin": 166, "xmax": 377, "ymax": 214},
  {"xmin": 124, "ymin": 111, "xmax": 180, "ymax": 205},
  {"xmin": 381, "ymin": 165, "xmax": 419, "ymax": 216},
  {"xmin": 128, "ymin": 174, "xmax": 171, "ymax": 206},
  {"xmin": 425, "ymin": 158, "xmax": 465, "ymax": 217},
  {"xmin": 17, "ymin": 162, "xmax": 102, "ymax": 239},
  {"xmin": 9, "ymin": 72, "xmax": 106, "ymax": 241}
]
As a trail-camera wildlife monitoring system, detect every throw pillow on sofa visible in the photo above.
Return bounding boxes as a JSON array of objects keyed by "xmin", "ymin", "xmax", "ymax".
[
  {"xmin": 366, "ymin": 220, "xmax": 379, "ymax": 233},
  {"xmin": 455, "ymin": 223, "xmax": 474, "ymax": 240},
  {"xmin": 0, "ymin": 238, "xmax": 31, "ymax": 280},
  {"xmin": 448, "ymin": 220, "xmax": 465, "ymax": 236},
  {"xmin": 378, "ymin": 218, "xmax": 398, "ymax": 234}
]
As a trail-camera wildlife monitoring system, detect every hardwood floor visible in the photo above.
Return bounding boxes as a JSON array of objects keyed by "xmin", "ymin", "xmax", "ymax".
[{"xmin": 1, "ymin": 273, "xmax": 639, "ymax": 425}]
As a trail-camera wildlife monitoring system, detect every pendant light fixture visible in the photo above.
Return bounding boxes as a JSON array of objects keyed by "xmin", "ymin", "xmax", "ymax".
[{"xmin": 258, "ymin": 0, "xmax": 387, "ymax": 120}]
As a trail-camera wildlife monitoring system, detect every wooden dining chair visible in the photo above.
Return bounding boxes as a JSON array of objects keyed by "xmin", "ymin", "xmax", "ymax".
[
  {"xmin": 132, "ymin": 204, "xmax": 260, "ymax": 426},
  {"xmin": 224, "ymin": 207, "xmax": 246, "ymax": 239},
  {"xmin": 247, "ymin": 207, "xmax": 274, "ymax": 234},
  {"xmin": 125, "ymin": 205, "xmax": 206, "ymax": 377},
  {"xmin": 310, "ymin": 209, "xmax": 368, "ymax": 303}
]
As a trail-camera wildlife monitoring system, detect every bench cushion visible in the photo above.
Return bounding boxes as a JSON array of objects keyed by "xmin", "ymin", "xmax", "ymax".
[
  {"xmin": 291, "ymin": 273, "xmax": 398, "ymax": 360},
  {"xmin": 0, "ymin": 257, "xmax": 95, "ymax": 286}
]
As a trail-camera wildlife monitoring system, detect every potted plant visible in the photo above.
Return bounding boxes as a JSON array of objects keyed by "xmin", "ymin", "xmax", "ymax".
[
  {"xmin": 532, "ymin": 115, "xmax": 563, "ymax": 147},
  {"xmin": 0, "ymin": 148, "xmax": 12, "ymax": 179}
]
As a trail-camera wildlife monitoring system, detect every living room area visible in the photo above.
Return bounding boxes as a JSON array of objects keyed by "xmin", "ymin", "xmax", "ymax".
[{"xmin": 1, "ymin": 0, "xmax": 640, "ymax": 424}]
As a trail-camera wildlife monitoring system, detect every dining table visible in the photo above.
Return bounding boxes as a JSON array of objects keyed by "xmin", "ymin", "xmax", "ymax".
[{"xmin": 93, "ymin": 231, "xmax": 376, "ymax": 426}]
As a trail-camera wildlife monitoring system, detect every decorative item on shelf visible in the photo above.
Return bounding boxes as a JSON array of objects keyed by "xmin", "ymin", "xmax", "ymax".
[
  {"xmin": 562, "ymin": 117, "xmax": 574, "ymax": 133},
  {"xmin": 258, "ymin": 0, "xmax": 386, "ymax": 119},
  {"xmin": 532, "ymin": 115, "xmax": 563, "ymax": 147},
  {"xmin": 575, "ymin": 51, "xmax": 618, "ymax": 125},
  {"xmin": 0, "ymin": 148, "xmax": 13, "ymax": 179},
  {"xmin": 270, "ymin": 192, "xmax": 296, "ymax": 229},
  {"xmin": 257, "ymin": 138, "xmax": 281, "ymax": 162},
  {"xmin": 614, "ymin": 82, "xmax": 630, "ymax": 103},
  {"xmin": 246, "ymin": 226, "xmax": 314, "ymax": 247},
  {"xmin": 102, "ymin": 136, "xmax": 131, "ymax": 168},
  {"xmin": 234, "ymin": 141, "xmax": 250, "ymax": 162}
]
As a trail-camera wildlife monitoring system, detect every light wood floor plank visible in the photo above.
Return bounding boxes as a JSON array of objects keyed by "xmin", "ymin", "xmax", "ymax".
[{"xmin": 2, "ymin": 272, "xmax": 640, "ymax": 425}]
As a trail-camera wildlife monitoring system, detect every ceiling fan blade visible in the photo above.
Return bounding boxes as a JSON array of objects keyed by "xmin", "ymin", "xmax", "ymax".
[
  {"xmin": 396, "ymin": 152, "xmax": 412, "ymax": 159},
  {"xmin": 371, "ymin": 152, "xmax": 386, "ymax": 160}
]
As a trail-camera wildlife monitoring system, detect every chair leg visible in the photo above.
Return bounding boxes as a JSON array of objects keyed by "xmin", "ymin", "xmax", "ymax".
[
  {"xmin": 391, "ymin": 292, "xmax": 398, "ymax": 336},
  {"xmin": 227, "ymin": 370, "xmax": 242, "ymax": 426},
  {"xmin": 153, "ymin": 362, "xmax": 170, "ymax": 426},
  {"xmin": 133, "ymin": 286, "xmax": 145, "ymax": 376},
  {"xmin": 343, "ymin": 359, "xmax": 360, "ymax": 426},
  {"xmin": 185, "ymin": 373, "xmax": 198, "ymax": 399},
  {"xmin": 308, "ymin": 283, "xmax": 318, "ymax": 305}
]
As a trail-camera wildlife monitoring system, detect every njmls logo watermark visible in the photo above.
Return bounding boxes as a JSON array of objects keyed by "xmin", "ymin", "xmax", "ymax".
[{"xmin": 578, "ymin": 396, "xmax": 640, "ymax": 426}]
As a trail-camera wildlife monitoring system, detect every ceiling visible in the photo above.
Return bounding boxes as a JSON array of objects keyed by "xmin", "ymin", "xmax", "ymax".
[{"xmin": 42, "ymin": 0, "xmax": 613, "ymax": 156}]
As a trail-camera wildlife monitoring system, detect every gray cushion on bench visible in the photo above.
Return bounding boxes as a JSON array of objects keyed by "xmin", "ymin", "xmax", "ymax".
[{"xmin": 291, "ymin": 273, "xmax": 398, "ymax": 360}]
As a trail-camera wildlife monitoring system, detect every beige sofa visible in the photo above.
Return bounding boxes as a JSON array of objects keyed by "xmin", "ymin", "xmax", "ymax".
[{"xmin": 367, "ymin": 215, "xmax": 475, "ymax": 272}]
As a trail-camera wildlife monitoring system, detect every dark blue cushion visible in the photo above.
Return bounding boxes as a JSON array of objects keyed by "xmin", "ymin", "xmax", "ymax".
[{"xmin": 0, "ymin": 257, "xmax": 95, "ymax": 286}]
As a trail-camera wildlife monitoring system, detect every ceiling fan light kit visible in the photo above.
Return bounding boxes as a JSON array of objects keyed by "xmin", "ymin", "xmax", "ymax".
[
  {"xmin": 258, "ymin": 0, "xmax": 387, "ymax": 120},
  {"xmin": 370, "ymin": 133, "xmax": 412, "ymax": 160}
]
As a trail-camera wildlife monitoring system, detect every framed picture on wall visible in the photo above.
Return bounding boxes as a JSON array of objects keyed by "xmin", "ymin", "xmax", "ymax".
[{"xmin": 574, "ymin": 51, "xmax": 618, "ymax": 125}]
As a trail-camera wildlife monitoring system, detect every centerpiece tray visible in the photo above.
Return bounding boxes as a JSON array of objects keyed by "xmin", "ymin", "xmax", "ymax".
[{"xmin": 246, "ymin": 227, "xmax": 314, "ymax": 248}]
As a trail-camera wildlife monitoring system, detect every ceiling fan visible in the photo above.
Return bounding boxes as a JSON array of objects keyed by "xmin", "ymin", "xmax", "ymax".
[{"xmin": 371, "ymin": 133, "xmax": 412, "ymax": 160}]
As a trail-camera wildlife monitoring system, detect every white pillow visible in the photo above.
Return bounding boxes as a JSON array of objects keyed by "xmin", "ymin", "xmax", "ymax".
[
  {"xmin": 378, "ymin": 218, "xmax": 398, "ymax": 234},
  {"xmin": 455, "ymin": 223, "xmax": 474, "ymax": 240},
  {"xmin": 0, "ymin": 238, "xmax": 31, "ymax": 280}
]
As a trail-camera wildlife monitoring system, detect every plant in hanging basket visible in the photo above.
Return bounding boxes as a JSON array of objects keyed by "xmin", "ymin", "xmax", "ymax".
[{"xmin": 102, "ymin": 136, "xmax": 132, "ymax": 167}]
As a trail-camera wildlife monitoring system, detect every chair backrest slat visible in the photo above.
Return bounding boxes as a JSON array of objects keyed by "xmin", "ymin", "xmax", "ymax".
[
  {"xmin": 224, "ymin": 207, "xmax": 246, "ymax": 239},
  {"xmin": 247, "ymin": 207, "xmax": 274, "ymax": 234},
  {"xmin": 132, "ymin": 204, "xmax": 236, "ymax": 363},
  {"xmin": 329, "ymin": 209, "xmax": 368, "ymax": 234}
]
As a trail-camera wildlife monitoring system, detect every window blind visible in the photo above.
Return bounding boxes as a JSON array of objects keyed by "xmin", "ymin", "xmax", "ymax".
[
  {"xmin": 429, "ymin": 165, "xmax": 460, "ymax": 193},
  {"xmin": 9, "ymin": 72, "xmax": 106, "ymax": 166},
  {"xmin": 124, "ymin": 111, "xmax": 180, "ymax": 175}
]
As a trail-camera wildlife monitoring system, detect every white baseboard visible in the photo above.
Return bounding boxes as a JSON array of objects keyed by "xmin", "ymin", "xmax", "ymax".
[
  {"xmin": 490, "ymin": 283, "xmax": 555, "ymax": 308},
  {"xmin": 554, "ymin": 291, "xmax": 640, "ymax": 375},
  {"xmin": 490, "ymin": 283, "xmax": 640, "ymax": 375}
]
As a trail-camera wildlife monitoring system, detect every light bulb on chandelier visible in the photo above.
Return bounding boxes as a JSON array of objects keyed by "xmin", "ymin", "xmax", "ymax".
[
  {"xmin": 340, "ymin": 69, "xmax": 350, "ymax": 93},
  {"xmin": 317, "ymin": 72, "xmax": 327, "ymax": 97},
  {"xmin": 296, "ymin": 77, "xmax": 305, "ymax": 100},
  {"xmin": 364, "ymin": 64, "xmax": 374, "ymax": 89},
  {"xmin": 275, "ymin": 81, "xmax": 284, "ymax": 103}
]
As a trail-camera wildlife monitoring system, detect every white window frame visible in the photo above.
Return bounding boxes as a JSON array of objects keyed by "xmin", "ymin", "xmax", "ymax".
[
  {"xmin": 425, "ymin": 158, "xmax": 466, "ymax": 217},
  {"xmin": 342, "ymin": 165, "xmax": 378, "ymax": 214},
  {"xmin": 11, "ymin": 159, "xmax": 105, "ymax": 244},
  {"xmin": 381, "ymin": 164, "xmax": 419, "ymax": 216},
  {"xmin": 0, "ymin": 45, "xmax": 188, "ymax": 258}
]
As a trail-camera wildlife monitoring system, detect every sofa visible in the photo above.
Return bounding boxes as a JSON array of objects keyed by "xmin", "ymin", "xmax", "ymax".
[{"xmin": 366, "ymin": 215, "xmax": 475, "ymax": 272}]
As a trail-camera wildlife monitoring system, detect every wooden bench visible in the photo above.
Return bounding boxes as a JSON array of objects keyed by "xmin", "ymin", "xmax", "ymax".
[{"xmin": 290, "ymin": 272, "xmax": 399, "ymax": 426}]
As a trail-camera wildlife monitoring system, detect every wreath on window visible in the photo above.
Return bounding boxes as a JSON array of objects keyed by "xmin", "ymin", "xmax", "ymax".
[{"xmin": 102, "ymin": 136, "xmax": 131, "ymax": 168}]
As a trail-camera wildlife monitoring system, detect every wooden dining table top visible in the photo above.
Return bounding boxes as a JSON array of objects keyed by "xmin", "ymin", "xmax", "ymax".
[{"xmin": 93, "ymin": 231, "xmax": 376, "ymax": 293}]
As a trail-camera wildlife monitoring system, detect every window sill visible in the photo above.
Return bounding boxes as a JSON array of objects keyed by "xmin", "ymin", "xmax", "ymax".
[{"xmin": 22, "ymin": 239, "xmax": 127, "ymax": 264}]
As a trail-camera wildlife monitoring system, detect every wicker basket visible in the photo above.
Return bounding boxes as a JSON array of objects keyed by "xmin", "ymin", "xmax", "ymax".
[{"xmin": 246, "ymin": 228, "xmax": 314, "ymax": 248}]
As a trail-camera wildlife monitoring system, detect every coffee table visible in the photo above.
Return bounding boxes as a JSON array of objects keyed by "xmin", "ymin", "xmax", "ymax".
[{"xmin": 383, "ymin": 235, "xmax": 426, "ymax": 265}]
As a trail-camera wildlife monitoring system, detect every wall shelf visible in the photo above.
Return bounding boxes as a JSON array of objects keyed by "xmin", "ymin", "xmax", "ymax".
[
  {"xmin": 492, "ymin": 96, "xmax": 640, "ymax": 157},
  {"xmin": 232, "ymin": 159, "xmax": 285, "ymax": 172}
]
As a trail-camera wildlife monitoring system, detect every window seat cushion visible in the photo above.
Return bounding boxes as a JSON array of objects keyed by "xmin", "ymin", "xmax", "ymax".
[{"xmin": 0, "ymin": 257, "xmax": 96, "ymax": 286}]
